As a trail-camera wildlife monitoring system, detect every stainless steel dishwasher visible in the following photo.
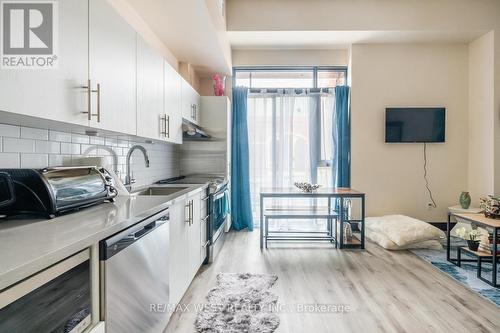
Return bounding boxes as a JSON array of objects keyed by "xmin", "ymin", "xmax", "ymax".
[{"xmin": 100, "ymin": 209, "xmax": 170, "ymax": 333}]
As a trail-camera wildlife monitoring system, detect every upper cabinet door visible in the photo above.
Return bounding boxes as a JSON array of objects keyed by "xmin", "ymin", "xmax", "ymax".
[
  {"xmin": 164, "ymin": 62, "xmax": 183, "ymax": 144},
  {"xmin": 0, "ymin": 0, "xmax": 88, "ymax": 126},
  {"xmin": 136, "ymin": 36, "xmax": 164, "ymax": 140},
  {"xmin": 89, "ymin": 0, "xmax": 136, "ymax": 134},
  {"xmin": 181, "ymin": 79, "xmax": 200, "ymax": 125}
]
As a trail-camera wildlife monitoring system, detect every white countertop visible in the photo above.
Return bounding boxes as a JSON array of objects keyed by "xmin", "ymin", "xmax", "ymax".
[{"xmin": 0, "ymin": 183, "xmax": 207, "ymax": 291}]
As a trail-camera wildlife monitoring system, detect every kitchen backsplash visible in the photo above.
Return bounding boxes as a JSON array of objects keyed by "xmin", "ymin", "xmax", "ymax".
[
  {"xmin": 0, "ymin": 123, "xmax": 181, "ymax": 188},
  {"xmin": 180, "ymin": 140, "xmax": 228, "ymax": 176}
]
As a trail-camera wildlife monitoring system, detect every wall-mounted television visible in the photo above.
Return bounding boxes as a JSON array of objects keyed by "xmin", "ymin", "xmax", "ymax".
[{"xmin": 385, "ymin": 107, "xmax": 446, "ymax": 143}]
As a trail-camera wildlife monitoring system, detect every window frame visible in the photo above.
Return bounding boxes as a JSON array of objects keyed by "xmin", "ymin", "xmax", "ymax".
[
  {"xmin": 232, "ymin": 66, "xmax": 348, "ymax": 90},
  {"xmin": 234, "ymin": 66, "xmax": 347, "ymax": 185}
]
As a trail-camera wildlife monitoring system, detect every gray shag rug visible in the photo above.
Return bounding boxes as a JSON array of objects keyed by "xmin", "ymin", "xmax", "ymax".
[{"xmin": 195, "ymin": 273, "xmax": 280, "ymax": 333}]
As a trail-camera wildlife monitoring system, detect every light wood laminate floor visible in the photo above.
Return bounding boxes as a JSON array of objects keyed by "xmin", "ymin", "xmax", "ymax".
[{"xmin": 165, "ymin": 231, "xmax": 500, "ymax": 333}]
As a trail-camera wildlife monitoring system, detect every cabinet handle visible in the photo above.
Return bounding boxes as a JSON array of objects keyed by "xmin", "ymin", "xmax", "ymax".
[
  {"xmin": 95, "ymin": 83, "xmax": 101, "ymax": 123},
  {"xmin": 82, "ymin": 79, "xmax": 92, "ymax": 120},
  {"xmin": 166, "ymin": 115, "xmax": 170, "ymax": 138},
  {"xmin": 93, "ymin": 83, "xmax": 101, "ymax": 123},
  {"xmin": 190, "ymin": 200, "xmax": 194, "ymax": 225},
  {"xmin": 160, "ymin": 114, "xmax": 168, "ymax": 138},
  {"xmin": 81, "ymin": 80, "xmax": 100, "ymax": 122},
  {"xmin": 185, "ymin": 202, "xmax": 191, "ymax": 224}
]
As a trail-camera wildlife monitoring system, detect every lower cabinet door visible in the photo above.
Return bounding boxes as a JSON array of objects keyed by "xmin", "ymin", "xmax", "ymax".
[
  {"xmin": 188, "ymin": 193, "xmax": 202, "ymax": 280},
  {"xmin": 168, "ymin": 201, "xmax": 189, "ymax": 306}
]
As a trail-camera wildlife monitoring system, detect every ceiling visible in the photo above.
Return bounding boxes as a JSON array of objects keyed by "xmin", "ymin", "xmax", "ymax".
[
  {"xmin": 124, "ymin": 0, "xmax": 232, "ymax": 75},
  {"xmin": 228, "ymin": 30, "xmax": 486, "ymax": 50}
]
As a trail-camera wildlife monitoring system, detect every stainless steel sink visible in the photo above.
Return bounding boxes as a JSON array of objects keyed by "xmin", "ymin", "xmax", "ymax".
[{"xmin": 132, "ymin": 186, "xmax": 189, "ymax": 196}]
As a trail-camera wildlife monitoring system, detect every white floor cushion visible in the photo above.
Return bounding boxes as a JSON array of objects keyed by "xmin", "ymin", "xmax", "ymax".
[
  {"xmin": 366, "ymin": 215, "xmax": 445, "ymax": 247},
  {"xmin": 366, "ymin": 229, "xmax": 443, "ymax": 250}
]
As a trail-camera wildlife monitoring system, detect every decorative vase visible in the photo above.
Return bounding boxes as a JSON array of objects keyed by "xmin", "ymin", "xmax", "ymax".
[
  {"xmin": 344, "ymin": 222, "xmax": 353, "ymax": 241},
  {"xmin": 467, "ymin": 239, "xmax": 479, "ymax": 251},
  {"xmin": 459, "ymin": 191, "xmax": 471, "ymax": 209}
]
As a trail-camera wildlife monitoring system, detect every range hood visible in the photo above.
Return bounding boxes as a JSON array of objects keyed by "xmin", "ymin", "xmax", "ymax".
[{"xmin": 182, "ymin": 119, "xmax": 211, "ymax": 140}]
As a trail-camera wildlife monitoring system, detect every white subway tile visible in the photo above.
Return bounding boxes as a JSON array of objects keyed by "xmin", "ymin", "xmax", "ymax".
[
  {"xmin": 90, "ymin": 136, "xmax": 105, "ymax": 145},
  {"xmin": 117, "ymin": 139, "xmax": 129, "ymax": 148},
  {"xmin": 21, "ymin": 154, "xmax": 48, "ymax": 168},
  {"xmin": 49, "ymin": 130, "xmax": 72, "ymax": 142},
  {"xmin": 0, "ymin": 153, "xmax": 20, "ymax": 168},
  {"xmin": 0, "ymin": 137, "xmax": 2, "ymax": 152},
  {"xmin": 35, "ymin": 140, "xmax": 60, "ymax": 154},
  {"xmin": 71, "ymin": 133, "xmax": 90, "ymax": 144},
  {"xmin": 0, "ymin": 124, "xmax": 20, "ymax": 138},
  {"xmin": 80, "ymin": 144, "xmax": 89, "ymax": 155},
  {"xmin": 105, "ymin": 137, "xmax": 118, "ymax": 147},
  {"xmin": 61, "ymin": 142, "xmax": 81, "ymax": 155},
  {"xmin": 49, "ymin": 154, "xmax": 72, "ymax": 167},
  {"xmin": 3, "ymin": 137, "xmax": 35, "ymax": 153},
  {"xmin": 21, "ymin": 127, "xmax": 48, "ymax": 140}
]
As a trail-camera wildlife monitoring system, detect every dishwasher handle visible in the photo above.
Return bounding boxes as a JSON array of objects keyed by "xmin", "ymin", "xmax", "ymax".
[{"xmin": 100, "ymin": 209, "xmax": 169, "ymax": 260}]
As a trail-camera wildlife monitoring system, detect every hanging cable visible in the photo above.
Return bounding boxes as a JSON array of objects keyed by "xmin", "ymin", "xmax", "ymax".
[{"xmin": 423, "ymin": 143, "xmax": 437, "ymax": 208}]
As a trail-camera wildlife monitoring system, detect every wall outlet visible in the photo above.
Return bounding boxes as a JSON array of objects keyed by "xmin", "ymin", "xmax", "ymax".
[{"xmin": 427, "ymin": 202, "xmax": 435, "ymax": 210}]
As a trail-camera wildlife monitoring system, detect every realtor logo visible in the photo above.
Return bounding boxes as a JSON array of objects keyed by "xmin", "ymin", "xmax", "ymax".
[{"xmin": 1, "ymin": 1, "xmax": 58, "ymax": 69}]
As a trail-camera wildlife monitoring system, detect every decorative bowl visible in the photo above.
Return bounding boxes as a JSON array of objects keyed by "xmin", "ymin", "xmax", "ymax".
[{"xmin": 294, "ymin": 182, "xmax": 321, "ymax": 193}]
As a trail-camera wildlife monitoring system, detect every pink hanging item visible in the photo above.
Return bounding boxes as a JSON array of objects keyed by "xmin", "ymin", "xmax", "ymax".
[{"xmin": 212, "ymin": 74, "xmax": 225, "ymax": 96}]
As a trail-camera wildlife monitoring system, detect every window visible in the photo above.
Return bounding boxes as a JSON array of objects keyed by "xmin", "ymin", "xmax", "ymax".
[
  {"xmin": 239, "ymin": 66, "xmax": 347, "ymax": 228},
  {"xmin": 234, "ymin": 66, "xmax": 347, "ymax": 89}
]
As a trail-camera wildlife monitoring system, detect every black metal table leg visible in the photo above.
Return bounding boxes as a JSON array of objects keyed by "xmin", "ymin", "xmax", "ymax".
[
  {"xmin": 478, "ymin": 257, "xmax": 482, "ymax": 278},
  {"xmin": 457, "ymin": 247, "xmax": 461, "ymax": 267},
  {"xmin": 361, "ymin": 195, "xmax": 365, "ymax": 249},
  {"xmin": 493, "ymin": 227, "xmax": 498, "ymax": 287},
  {"xmin": 446, "ymin": 212, "xmax": 451, "ymax": 261},
  {"xmin": 265, "ymin": 217, "xmax": 268, "ymax": 249},
  {"xmin": 260, "ymin": 195, "xmax": 264, "ymax": 250},
  {"xmin": 339, "ymin": 197, "xmax": 344, "ymax": 249}
]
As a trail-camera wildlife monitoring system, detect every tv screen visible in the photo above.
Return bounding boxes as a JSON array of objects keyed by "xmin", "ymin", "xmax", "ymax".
[{"xmin": 385, "ymin": 107, "xmax": 445, "ymax": 143}]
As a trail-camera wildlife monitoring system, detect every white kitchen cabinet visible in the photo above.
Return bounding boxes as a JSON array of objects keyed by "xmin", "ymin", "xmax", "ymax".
[
  {"xmin": 181, "ymin": 79, "xmax": 201, "ymax": 125},
  {"xmin": 168, "ymin": 200, "xmax": 189, "ymax": 306},
  {"xmin": 0, "ymin": 0, "xmax": 88, "ymax": 126},
  {"xmin": 164, "ymin": 62, "xmax": 183, "ymax": 144},
  {"xmin": 168, "ymin": 191, "xmax": 203, "ymax": 305},
  {"xmin": 89, "ymin": 0, "xmax": 137, "ymax": 134},
  {"xmin": 187, "ymin": 192, "xmax": 201, "ymax": 281},
  {"xmin": 136, "ymin": 36, "xmax": 164, "ymax": 140}
]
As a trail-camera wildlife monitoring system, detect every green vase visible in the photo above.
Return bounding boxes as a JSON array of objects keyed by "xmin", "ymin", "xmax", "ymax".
[{"xmin": 459, "ymin": 191, "xmax": 471, "ymax": 209}]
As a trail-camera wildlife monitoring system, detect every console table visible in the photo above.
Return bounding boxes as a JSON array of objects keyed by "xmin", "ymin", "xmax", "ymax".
[
  {"xmin": 259, "ymin": 187, "xmax": 365, "ymax": 250},
  {"xmin": 447, "ymin": 212, "xmax": 500, "ymax": 287}
]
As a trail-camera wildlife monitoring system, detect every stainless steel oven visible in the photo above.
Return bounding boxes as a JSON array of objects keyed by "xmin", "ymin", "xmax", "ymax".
[
  {"xmin": 0, "ymin": 250, "xmax": 92, "ymax": 333},
  {"xmin": 157, "ymin": 174, "xmax": 230, "ymax": 263},
  {"xmin": 208, "ymin": 183, "xmax": 230, "ymax": 262}
]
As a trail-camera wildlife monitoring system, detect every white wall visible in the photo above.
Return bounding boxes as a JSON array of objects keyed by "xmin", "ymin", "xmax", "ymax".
[
  {"xmin": 232, "ymin": 49, "xmax": 349, "ymax": 67},
  {"xmin": 350, "ymin": 44, "xmax": 469, "ymax": 221},
  {"xmin": 468, "ymin": 32, "xmax": 495, "ymax": 205}
]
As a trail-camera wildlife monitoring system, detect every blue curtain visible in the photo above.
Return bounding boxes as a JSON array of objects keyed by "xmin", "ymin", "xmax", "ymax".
[
  {"xmin": 308, "ymin": 95, "xmax": 320, "ymax": 184},
  {"xmin": 333, "ymin": 86, "xmax": 351, "ymax": 187},
  {"xmin": 231, "ymin": 87, "xmax": 253, "ymax": 231}
]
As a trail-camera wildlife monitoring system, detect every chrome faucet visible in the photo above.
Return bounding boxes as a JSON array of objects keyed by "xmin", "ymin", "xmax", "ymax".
[{"xmin": 125, "ymin": 145, "xmax": 150, "ymax": 191}]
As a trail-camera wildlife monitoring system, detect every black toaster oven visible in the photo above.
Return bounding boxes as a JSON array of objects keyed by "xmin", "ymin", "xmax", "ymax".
[{"xmin": 0, "ymin": 167, "xmax": 117, "ymax": 219}]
